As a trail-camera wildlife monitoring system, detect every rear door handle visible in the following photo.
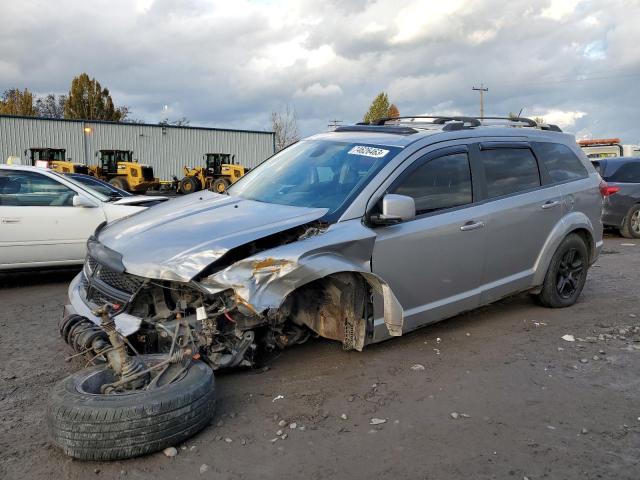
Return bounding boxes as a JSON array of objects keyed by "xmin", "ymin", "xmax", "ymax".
[
  {"xmin": 541, "ymin": 200, "xmax": 561, "ymax": 210},
  {"xmin": 460, "ymin": 221, "xmax": 485, "ymax": 231},
  {"xmin": 1, "ymin": 218, "xmax": 20, "ymax": 224}
]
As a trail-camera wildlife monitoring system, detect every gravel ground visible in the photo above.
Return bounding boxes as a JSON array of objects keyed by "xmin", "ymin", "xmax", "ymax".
[{"xmin": 1, "ymin": 235, "xmax": 639, "ymax": 480}]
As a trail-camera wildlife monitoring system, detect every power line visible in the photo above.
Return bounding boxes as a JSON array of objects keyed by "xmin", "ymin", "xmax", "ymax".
[{"xmin": 327, "ymin": 119, "xmax": 343, "ymax": 130}]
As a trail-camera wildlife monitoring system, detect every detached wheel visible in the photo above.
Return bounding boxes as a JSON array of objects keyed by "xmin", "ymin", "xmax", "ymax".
[
  {"xmin": 109, "ymin": 177, "xmax": 129, "ymax": 192},
  {"xmin": 48, "ymin": 355, "xmax": 216, "ymax": 461},
  {"xmin": 535, "ymin": 233, "xmax": 589, "ymax": 308},
  {"xmin": 620, "ymin": 204, "xmax": 640, "ymax": 239},
  {"xmin": 180, "ymin": 177, "xmax": 199, "ymax": 195},
  {"xmin": 211, "ymin": 178, "xmax": 230, "ymax": 193}
]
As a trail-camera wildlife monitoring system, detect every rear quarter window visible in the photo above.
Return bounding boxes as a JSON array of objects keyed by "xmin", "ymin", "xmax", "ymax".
[{"xmin": 534, "ymin": 142, "xmax": 588, "ymax": 183}]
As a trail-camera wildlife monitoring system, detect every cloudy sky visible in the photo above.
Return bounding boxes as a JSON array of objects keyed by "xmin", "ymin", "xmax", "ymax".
[{"xmin": 1, "ymin": 0, "xmax": 639, "ymax": 141}]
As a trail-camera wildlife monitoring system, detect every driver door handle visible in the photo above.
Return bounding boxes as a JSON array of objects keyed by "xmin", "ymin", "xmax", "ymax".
[
  {"xmin": 460, "ymin": 220, "xmax": 485, "ymax": 231},
  {"xmin": 541, "ymin": 200, "xmax": 561, "ymax": 209},
  {"xmin": 1, "ymin": 218, "xmax": 21, "ymax": 224}
]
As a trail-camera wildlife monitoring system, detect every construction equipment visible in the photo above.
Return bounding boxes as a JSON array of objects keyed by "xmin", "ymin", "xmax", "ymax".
[
  {"xmin": 578, "ymin": 138, "xmax": 640, "ymax": 159},
  {"xmin": 88, "ymin": 150, "xmax": 160, "ymax": 193},
  {"xmin": 179, "ymin": 153, "xmax": 246, "ymax": 194},
  {"xmin": 25, "ymin": 148, "xmax": 89, "ymax": 174}
]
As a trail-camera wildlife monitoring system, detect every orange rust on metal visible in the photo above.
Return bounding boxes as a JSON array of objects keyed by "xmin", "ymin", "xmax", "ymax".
[
  {"xmin": 578, "ymin": 138, "xmax": 621, "ymax": 146},
  {"xmin": 233, "ymin": 293, "xmax": 258, "ymax": 315},
  {"xmin": 252, "ymin": 257, "xmax": 293, "ymax": 272}
]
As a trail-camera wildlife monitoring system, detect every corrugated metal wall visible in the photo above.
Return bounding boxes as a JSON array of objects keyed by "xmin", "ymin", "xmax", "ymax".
[{"xmin": 0, "ymin": 116, "xmax": 275, "ymax": 180}]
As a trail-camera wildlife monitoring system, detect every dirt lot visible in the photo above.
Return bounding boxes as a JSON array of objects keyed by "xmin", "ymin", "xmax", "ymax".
[{"xmin": 1, "ymin": 236, "xmax": 639, "ymax": 480}]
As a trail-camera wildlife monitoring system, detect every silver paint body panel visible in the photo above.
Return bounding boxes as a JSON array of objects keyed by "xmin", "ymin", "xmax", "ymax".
[{"xmin": 86, "ymin": 127, "xmax": 603, "ymax": 344}]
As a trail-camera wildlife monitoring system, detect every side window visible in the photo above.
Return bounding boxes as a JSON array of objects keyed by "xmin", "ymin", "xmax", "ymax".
[
  {"xmin": 393, "ymin": 153, "xmax": 472, "ymax": 215},
  {"xmin": 0, "ymin": 171, "xmax": 75, "ymax": 206},
  {"xmin": 535, "ymin": 142, "xmax": 588, "ymax": 183},
  {"xmin": 480, "ymin": 148, "xmax": 540, "ymax": 198},
  {"xmin": 605, "ymin": 162, "xmax": 640, "ymax": 183}
]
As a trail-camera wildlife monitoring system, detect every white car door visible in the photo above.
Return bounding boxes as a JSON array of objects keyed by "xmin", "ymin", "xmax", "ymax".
[{"xmin": 0, "ymin": 169, "xmax": 107, "ymax": 268}]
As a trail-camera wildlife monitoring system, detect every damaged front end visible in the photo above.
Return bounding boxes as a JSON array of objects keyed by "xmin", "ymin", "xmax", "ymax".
[{"xmin": 62, "ymin": 219, "xmax": 403, "ymax": 374}]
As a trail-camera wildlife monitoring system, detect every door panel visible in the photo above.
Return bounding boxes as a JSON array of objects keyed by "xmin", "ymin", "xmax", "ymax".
[
  {"xmin": 372, "ymin": 205, "xmax": 487, "ymax": 332},
  {"xmin": 0, "ymin": 170, "xmax": 106, "ymax": 267},
  {"xmin": 474, "ymin": 144, "xmax": 562, "ymax": 303},
  {"xmin": 370, "ymin": 149, "xmax": 486, "ymax": 333},
  {"xmin": 479, "ymin": 186, "xmax": 561, "ymax": 303}
]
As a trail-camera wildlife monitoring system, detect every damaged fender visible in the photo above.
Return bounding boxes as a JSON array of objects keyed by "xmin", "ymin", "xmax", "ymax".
[{"xmin": 198, "ymin": 220, "xmax": 404, "ymax": 340}]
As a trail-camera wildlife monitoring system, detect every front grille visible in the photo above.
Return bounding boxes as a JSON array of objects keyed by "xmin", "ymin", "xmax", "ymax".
[
  {"xmin": 94, "ymin": 264, "xmax": 143, "ymax": 294},
  {"xmin": 82, "ymin": 256, "xmax": 145, "ymax": 309},
  {"xmin": 141, "ymin": 166, "xmax": 154, "ymax": 181},
  {"xmin": 87, "ymin": 287, "xmax": 119, "ymax": 308}
]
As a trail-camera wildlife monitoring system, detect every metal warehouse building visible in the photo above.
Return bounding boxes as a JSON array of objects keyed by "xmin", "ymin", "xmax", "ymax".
[{"xmin": 0, "ymin": 115, "xmax": 275, "ymax": 180}]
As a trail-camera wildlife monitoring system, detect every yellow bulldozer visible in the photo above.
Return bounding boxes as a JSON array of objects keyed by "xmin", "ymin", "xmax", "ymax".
[
  {"xmin": 178, "ymin": 153, "xmax": 246, "ymax": 194},
  {"xmin": 88, "ymin": 149, "xmax": 160, "ymax": 193},
  {"xmin": 25, "ymin": 148, "xmax": 89, "ymax": 174}
]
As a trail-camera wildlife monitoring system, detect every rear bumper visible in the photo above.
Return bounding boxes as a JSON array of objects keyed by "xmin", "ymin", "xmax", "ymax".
[{"xmin": 66, "ymin": 272, "xmax": 142, "ymax": 336}]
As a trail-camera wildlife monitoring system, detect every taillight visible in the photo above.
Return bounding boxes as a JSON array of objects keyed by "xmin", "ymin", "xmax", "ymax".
[{"xmin": 599, "ymin": 181, "xmax": 619, "ymax": 197}]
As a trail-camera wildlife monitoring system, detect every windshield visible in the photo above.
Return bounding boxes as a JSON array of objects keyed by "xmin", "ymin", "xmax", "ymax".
[
  {"xmin": 70, "ymin": 175, "xmax": 132, "ymax": 197},
  {"xmin": 50, "ymin": 172, "xmax": 110, "ymax": 202},
  {"xmin": 228, "ymin": 140, "xmax": 402, "ymax": 217}
]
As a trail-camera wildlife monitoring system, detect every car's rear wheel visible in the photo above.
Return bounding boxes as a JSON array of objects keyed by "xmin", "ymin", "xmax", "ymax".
[
  {"xmin": 620, "ymin": 204, "xmax": 640, "ymax": 239},
  {"xmin": 48, "ymin": 355, "xmax": 216, "ymax": 461},
  {"xmin": 536, "ymin": 233, "xmax": 589, "ymax": 308}
]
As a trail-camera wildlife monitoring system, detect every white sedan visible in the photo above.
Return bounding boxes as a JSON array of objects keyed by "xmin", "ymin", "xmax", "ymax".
[{"xmin": 0, "ymin": 165, "xmax": 166, "ymax": 270}]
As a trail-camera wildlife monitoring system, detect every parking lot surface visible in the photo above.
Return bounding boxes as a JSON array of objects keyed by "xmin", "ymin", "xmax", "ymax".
[{"xmin": 0, "ymin": 236, "xmax": 639, "ymax": 480}]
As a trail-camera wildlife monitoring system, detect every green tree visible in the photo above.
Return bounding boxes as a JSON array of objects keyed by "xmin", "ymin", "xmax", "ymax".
[
  {"xmin": 363, "ymin": 92, "xmax": 400, "ymax": 123},
  {"xmin": 63, "ymin": 73, "xmax": 127, "ymax": 121},
  {"xmin": 0, "ymin": 88, "xmax": 37, "ymax": 116}
]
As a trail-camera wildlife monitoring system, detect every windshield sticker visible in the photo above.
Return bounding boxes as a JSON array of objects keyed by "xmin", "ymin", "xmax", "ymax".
[{"xmin": 348, "ymin": 145, "xmax": 390, "ymax": 158}]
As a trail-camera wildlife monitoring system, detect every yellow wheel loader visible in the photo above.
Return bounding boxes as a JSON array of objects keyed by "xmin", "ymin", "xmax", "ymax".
[
  {"xmin": 88, "ymin": 150, "xmax": 160, "ymax": 193},
  {"xmin": 178, "ymin": 153, "xmax": 246, "ymax": 194},
  {"xmin": 25, "ymin": 148, "xmax": 89, "ymax": 174}
]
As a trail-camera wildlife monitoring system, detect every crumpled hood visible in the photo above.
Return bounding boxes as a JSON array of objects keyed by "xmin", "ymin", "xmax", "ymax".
[{"xmin": 97, "ymin": 191, "xmax": 328, "ymax": 282}]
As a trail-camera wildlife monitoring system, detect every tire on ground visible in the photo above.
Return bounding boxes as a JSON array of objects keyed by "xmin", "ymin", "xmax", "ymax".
[
  {"xmin": 109, "ymin": 176, "xmax": 130, "ymax": 192},
  {"xmin": 535, "ymin": 233, "xmax": 589, "ymax": 308},
  {"xmin": 179, "ymin": 176, "xmax": 199, "ymax": 194},
  {"xmin": 48, "ymin": 355, "xmax": 216, "ymax": 461},
  {"xmin": 620, "ymin": 204, "xmax": 640, "ymax": 239},
  {"xmin": 211, "ymin": 178, "xmax": 230, "ymax": 193}
]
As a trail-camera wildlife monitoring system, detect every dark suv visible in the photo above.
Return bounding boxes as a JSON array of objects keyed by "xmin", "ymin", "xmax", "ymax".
[{"xmin": 593, "ymin": 157, "xmax": 640, "ymax": 238}]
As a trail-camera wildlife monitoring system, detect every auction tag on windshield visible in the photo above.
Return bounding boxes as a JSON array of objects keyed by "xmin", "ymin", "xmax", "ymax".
[{"xmin": 348, "ymin": 145, "xmax": 389, "ymax": 158}]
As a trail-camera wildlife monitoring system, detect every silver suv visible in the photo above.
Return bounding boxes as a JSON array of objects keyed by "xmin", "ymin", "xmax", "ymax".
[{"xmin": 51, "ymin": 116, "xmax": 604, "ymax": 460}]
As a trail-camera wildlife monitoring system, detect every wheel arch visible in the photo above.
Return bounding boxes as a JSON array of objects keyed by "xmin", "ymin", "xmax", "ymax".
[{"xmin": 532, "ymin": 212, "xmax": 597, "ymax": 287}]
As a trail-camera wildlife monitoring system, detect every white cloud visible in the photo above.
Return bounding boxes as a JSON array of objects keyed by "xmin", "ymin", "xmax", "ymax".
[
  {"xmin": 391, "ymin": 0, "xmax": 467, "ymax": 44},
  {"xmin": 540, "ymin": 0, "xmax": 582, "ymax": 20},
  {"xmin": 536, "ymin": 110, "xmax": 587, "ymax": 129}
]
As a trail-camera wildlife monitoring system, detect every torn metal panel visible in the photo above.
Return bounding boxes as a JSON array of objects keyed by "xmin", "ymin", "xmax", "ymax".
[
  {"xmin": 198, "ymin": 220, "xmax": 405, "ymax": 338},
  {"xmin": 95, "ymin": 191, "xmax": 328, "ymax": 282}
]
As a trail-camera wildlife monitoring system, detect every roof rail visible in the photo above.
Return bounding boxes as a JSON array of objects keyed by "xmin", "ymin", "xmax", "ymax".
[
  {"xmin": 372, "ymin": 116, "xmax": 482, "ymax": 127},
  {"xmin": 370, "ymin": 115, "xmax": 563, "ymax": 132},
  {"xmin": 334, "ymin": 125, "xmax": 419, "ymax": 135}
]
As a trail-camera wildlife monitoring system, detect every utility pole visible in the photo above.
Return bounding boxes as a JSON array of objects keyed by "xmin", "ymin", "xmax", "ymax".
[
  {"xmin": 327, "ymin": 119, "xmax": 343, "ymax": 130},
  {"xmin": 472, "ymin": 84, "xmax": 488, "ymax": 119}
]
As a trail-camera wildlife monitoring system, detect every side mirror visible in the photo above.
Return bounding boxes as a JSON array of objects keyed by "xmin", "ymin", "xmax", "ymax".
[
  {"xmin": 73, "ymin": 195, "xmax": 97, "ymax": 208},
  {"xmin": 370, "ymin": 194, "xmax": 415, "ymax": 225}
]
